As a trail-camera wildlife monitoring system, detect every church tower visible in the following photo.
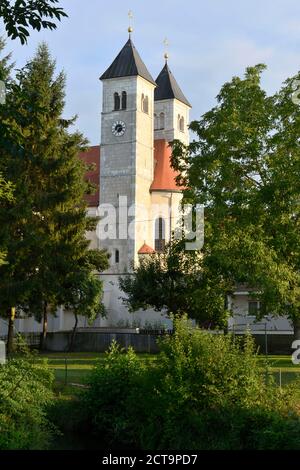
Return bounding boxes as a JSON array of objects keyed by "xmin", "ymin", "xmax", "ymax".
[
  {"xmin": 149, "ymin": 56, "xmax": 191, "ymax": 254},
  {"xmin": 154, "ymin": 57, "xmax": 191, "ymax": 145},
  {"xmin": 99, "ymin": 35, "xmax": 156, "ymax": 274},
  {"xmin": 97, "ymin": 34, "xmax": 191, "ymax": 327}
]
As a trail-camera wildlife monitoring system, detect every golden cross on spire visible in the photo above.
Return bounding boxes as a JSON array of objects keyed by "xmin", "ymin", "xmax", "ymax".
[
  {"xmin": 163, "ymin": 37, "xmax": 169, "ymax": 62},
  {"xmin": 128, "ymin": 10, "xmax": 134, "ymax": 36}
]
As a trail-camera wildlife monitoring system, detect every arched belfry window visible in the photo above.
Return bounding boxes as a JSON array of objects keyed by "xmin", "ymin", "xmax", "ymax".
[
  {"xmin": 115, "ymin": 249, "xmax": 119, "ymax": 264},
  {"xmin": 155, "ymin": 217, "xmax": 166, "ymax": 252},
  {"xmin": 141, "ymin": 94, "xmax": 149, "ymax": 114},
  {"xmin": 154, "ymin": 113, "xmax": 159, "ymax": 130},
  {"xmin": 159, "ymin": 112, "xmax": 165, "ymax": 130},
  {"xmin": 177, "ymin": 114, "xmax": 181, "ymax": 130},
  {"xmin": 114, "ymin": 92, "xmax": 120, "ymax": 111},
  {"xmin": 121, "ymin": 91, "xmax": 127, "ymax": 110}
]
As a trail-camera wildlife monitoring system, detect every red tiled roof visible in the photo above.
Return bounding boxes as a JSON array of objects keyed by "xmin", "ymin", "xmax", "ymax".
[
  {"xmin": 79, "ymin": 139, "xmax": 183, "ymax": 208},
  {"xmin": 138, "ymin": 243, "xmax": 156, "ymax": 254},
  {"xmin": 150, "ymin": 139, "xmax": 183, "ymax": 192},
  {"xmin": 79, "ymin": 145, "xmax": 100, "ymax": 207}
]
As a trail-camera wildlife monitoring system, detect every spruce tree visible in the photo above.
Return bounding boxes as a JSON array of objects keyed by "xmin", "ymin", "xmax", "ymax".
[{"xmin": 0, "ymin": 43, "xmax": 108, "ymax": 350}]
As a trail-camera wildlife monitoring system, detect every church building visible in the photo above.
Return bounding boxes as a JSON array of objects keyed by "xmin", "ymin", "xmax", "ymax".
[
  {"xmin": 6, "ymin": 33, "xmax": 293, "ymax": 336},
  {"xmin": 80, "ymin": 34, "xmax": 191, "ymax": 328}
]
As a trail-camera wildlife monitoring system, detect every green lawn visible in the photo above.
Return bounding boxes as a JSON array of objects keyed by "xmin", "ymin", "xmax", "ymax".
[
  {"xmin": 36, "ymin": 352, "xmax": 300, "ymax": 387},
  {"xmin": 38, "ymin": 351, "xmax": 157, "ymax": 385},
  {"xmin": 257, "ymin": 354, "xmax": 300, "ymax": 370},
  {"xmin": 257, "ymin": 355, "xmax": 300, "ymax": 387}
]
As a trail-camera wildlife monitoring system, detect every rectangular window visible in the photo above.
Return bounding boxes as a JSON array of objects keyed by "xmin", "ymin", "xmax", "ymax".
[{"xmin": 248, "ymin": 301, "xmax": 259, "ymax": 316}]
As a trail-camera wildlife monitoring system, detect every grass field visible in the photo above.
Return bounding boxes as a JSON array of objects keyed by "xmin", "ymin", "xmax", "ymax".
[
  {"xmin": 39, "ymin": 351, "xmax": 158, "ymax": 385},
  {"xmin": 36, "ymin": 352, "xmax": 300, "ymax": 387},
  {"xmin": 257, "ymin": 355, "xmax": 300, "ymax": 387}
]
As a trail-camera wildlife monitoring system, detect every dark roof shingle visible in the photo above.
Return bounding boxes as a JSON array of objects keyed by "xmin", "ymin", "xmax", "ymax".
[
  {"xmin": 100, "ymin": 38, "xmax": 156, "ymax": 86},
  {"xmin": 154, "ymin": 63, "xmax": 191, "ymax": 107}
]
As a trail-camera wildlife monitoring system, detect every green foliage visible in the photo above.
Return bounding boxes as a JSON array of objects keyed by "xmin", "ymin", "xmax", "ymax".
[
  {"xmin": 139, "ymin": 318, "xmax": 300, "ymax": 449},
  {"xmin": 0, "ymin": 173, "xmax": 14, "ymax": 266},
  {"xmin": 0, "ymin": 43, "xmax": 109, "ymax": 336},
  {"xmin": 82, "ymin": 341, "xmax": 145, "ymax": 447},
  {"xmin": 0, "ymin": 357, "xmax": 55, "ymax": 449},
  {"xmin": 81, "ymin": 318, "xmax": 300, "ymax": 449},
  {"xmin": 0, "ymin": 0, "xmax": 67, "ymax": 44},
  {"xmin": 119, "ymin": 240, "xmax": 229, "ymax": 327},
  {"xmin": 171, "ymin": 64, "xmax": 300, "ymax": 332},
  {"xmin": 0, "ymin": 39, "xmax": 14, "ymax": 267}
]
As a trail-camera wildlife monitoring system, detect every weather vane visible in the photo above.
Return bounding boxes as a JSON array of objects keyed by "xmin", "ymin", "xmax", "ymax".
[
  {"xmin": 128, "ymin": 10, "xmax": 133, "ymax": 36},
  {"xmin": 163, "ymin": 37, "xmax": 169, "ymax": 62}
]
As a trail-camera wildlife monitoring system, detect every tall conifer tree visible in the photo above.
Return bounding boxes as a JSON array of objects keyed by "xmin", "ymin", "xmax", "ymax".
[{"xmin": 0, "ymin": 43, "xmax": 108, "ymax": 350}]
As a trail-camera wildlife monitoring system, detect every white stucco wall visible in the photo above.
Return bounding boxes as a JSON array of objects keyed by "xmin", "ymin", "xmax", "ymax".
[
  {"xmin": 154, "ymin": 98, "xmax": 190, "ymax": 145},
  {"xmin": 229, "ymin": 293, "xmax": 293, "ymax": 333}
]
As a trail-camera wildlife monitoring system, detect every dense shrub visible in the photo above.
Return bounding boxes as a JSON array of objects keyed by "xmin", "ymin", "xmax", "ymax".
[
  {"xmin": 0, "ymin": 358, "xmax": 54, "ymax": 449},
  {"xmin": 82, "ymin": 318, "xmax": 300, "ymax": 449},
  {"xmin": 82, "ymin": 341, "xmax": 146, "ymax": 447}
]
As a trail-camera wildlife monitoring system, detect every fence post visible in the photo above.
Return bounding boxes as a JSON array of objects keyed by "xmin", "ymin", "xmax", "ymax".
[
  {"xmin": 64, "ymin": 357, "xmax": 68, "ymax": 386},
  {"xmin": 265, "ymin": 323, "xmax": 268, "ymax": 356},
  {"xmin": 279, "ymin": 368, "xmax": 282, "ymax": 389}
]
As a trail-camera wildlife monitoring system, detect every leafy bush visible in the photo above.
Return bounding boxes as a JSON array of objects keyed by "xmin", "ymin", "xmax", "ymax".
[
  {"xmin": 82, "ymin": 341, "xmax": 146, "ymax": 447},
  {"xmin": 138, "ymin": 319, "xmax": 300, "ymax": 449},
  {"xmin": 81, "ymin": 318, "xmax": 300, "ymax": 449},
  {"xmin": 0, "ymin": 358, "xmax": 54, "ymax": 449}
]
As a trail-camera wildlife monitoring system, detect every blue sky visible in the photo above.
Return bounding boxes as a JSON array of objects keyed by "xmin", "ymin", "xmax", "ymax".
[{"xmin": 2, "ymin": 0, "xmax": 300, "ymax": 144}]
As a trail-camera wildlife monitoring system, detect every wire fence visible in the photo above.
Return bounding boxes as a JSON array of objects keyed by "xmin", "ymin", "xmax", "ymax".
[
  {"xmin": 1, "ymin": 345, "xmax": 300, "ymax": 388},
  {"xmin": 33, "ymin": 355, "xmax": 158, "ymax": 386},
  {"xmin": 23, "ymin": 355, "xmax": 299, "ymax": 389},
  {"xmin": 0, "ymin": 332, "xmax": 40, "ymax": 347}
]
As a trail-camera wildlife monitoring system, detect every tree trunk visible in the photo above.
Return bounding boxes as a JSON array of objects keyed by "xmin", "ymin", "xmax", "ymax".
[
  {"xmin": 293, "ymin": 319, "xmax": 300, "ymax": 341},
  {"xmin": 69, "ymin": 312, "xmax": 78, "ymax": 352},
  {"xmin": 7, "ymin": 307, "xmax": 15, "ymax": 354},
  {"xmin": 40, "ymin": 301, "xmax": 48, "ymax": 351}
]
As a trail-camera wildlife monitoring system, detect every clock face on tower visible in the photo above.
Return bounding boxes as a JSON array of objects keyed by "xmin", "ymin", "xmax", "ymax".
[{"xmin": 112, "ymin": 120, "xmax": 126, "ymax": 137}]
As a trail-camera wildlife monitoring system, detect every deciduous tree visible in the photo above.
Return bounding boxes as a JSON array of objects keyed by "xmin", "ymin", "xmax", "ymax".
[
  {"xmin": 172, "ymin": 64, "xmax": 300, "ymax": 338},
  {"xmin": 119, "ymin": 240, "xmax": 229, "ymax": 328},
  {"xmin": 0, "ymin": 0, "xmax": 67, "ymax": 44}
]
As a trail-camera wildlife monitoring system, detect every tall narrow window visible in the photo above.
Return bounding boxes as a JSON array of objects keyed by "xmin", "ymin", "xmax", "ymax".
[
  {"xmin": 121, "ymin": 91, "xmax": 127, "ymax": 110},
  {"xmin": 141, "ymin": 94, "xmax": 149, "ymax": 114},
  {"xmin": 141, "ymin": 93, "xmax": 145, "ymax": 111},
  {"xmin": 114, "ymin": 92, "xmax": 120, "ymax": 110},
  {"xmin": 155, "ymin": 217, "xmax": 166, "ymax": 252},
  {"xmin": 179, "ymin": 116, "xmax": 185, "ymax": 132},
  {"xmin": 177, "ymin": 114, "xmax": 181, "ymax": 130},
  {"xmin": 159, "ymin": 112, "xmax": 165, "ymax": 129},
  {"xmin": 154, "ymin": 113, "xmax": 159, "ymax": 130},
  {"xmin": 144, "ymin": 95, "xmax": 149, "ymax": 114},
  {"xmin": 115, "ymin": 249, "xmax": 120, "ymax": 264}
]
